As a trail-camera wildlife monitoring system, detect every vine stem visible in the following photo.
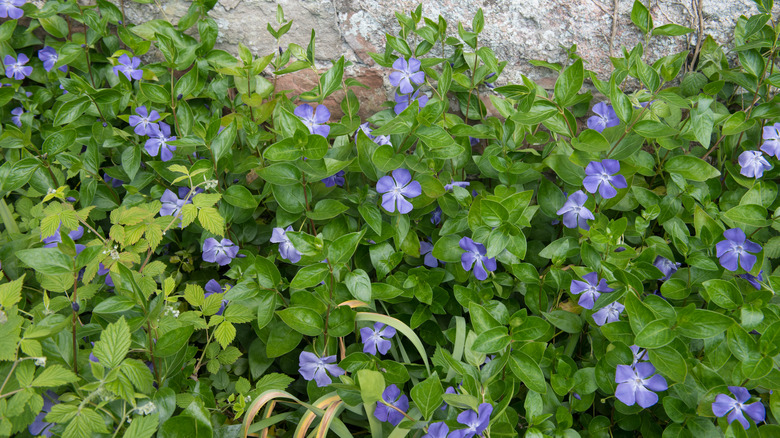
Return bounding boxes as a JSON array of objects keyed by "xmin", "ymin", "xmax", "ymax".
[{"xmin": 72, "ymin": 271, "xmax": 79, "ymax": 374}]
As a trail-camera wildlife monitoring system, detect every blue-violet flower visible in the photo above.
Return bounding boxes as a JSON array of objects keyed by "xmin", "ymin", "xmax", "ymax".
[
  {"xmin": 715, "ymin": 228, "xmax": 761, "ymax": 272},
  {"xmin": 583, "ymin": 159, "xmax": 627, "ymax": 199},
  {"xmin": 376, "ymin": 168, "xmax": 422, "ymax": 214},
  {"xmin": 459, "ymin": 237, "xmax": 496, "ymax": 281}
]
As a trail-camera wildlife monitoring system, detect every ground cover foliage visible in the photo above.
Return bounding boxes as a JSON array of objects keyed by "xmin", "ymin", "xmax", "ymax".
[{"xmin": 2, "ymin": 0, "xmax": 780, "ymax": 436}]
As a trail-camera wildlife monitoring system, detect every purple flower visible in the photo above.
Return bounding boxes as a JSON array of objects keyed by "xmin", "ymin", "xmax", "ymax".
[
  {"xmin": 113, "ymin": 54, "xmax": 143, "ymax": 81},
  {"xmin": 204, "ymin": 279, "xmax": 230, "ymax": 316},
  {"xmin": 583, "ymin": 159, "xmax": 627, "ymax": 199},
  {"xmin": 715, "ymin": 228, "xmax": 761, "ymax": 272},
  {"xmin": 38, "ymin": 46, "xmax": 67, "ymax": 73},
  {"xmin": 587, "ymin": 102, "xmax": 620, "ymax": 132},
  {"xmin": 0, "ymin": 0, "xmax": 25, "ymax": 19},
  {"xmin": 160, "ymin": 189, "xmax": 191, "ymax": 221},
  {"xmin": 712, "ymin": 386, "xmax": 766, "ymax": 430},
  {"xmin": 128, "ymin": 106, "xmax": 161, "ymax": 136},
  {"xmin": 653, "ymin": 256, "xmax": 681, "ymax": 281},
  {"xmin": 202, "ymin": 238, "xmax": 239, "ymax": 266},
  {"xmin": 449, "ymin": 403, "xmax": 493, "ymax": 438},
  {"xmin": 103, "ymin": 173, "xmax": 124, "ymax": 188},
  {"xmin": 738, "ymin": 151, "xmax": 771, "ymax": 178},
  {"xmin": 360, "ymin": 322, "xmax": 396, "ymax": 356},
  {"xmin": 10, "ymin": 106, "xmax": 23, "ymax": 127},
  {"xmin": 270, "ymin": 226, "xmax": 302, "ymax": 263},
  {"xmin": 294, "ymin": 103, "xmax": 330, "ymax": 138},
  {"xmin": 298, "ymin": 351, "xmax": 345, "ymax": 387},
  {"xmin": 570, "ymin": 272, "xmax": 614, "ymax": 310},
  {"xmin": 420, "ymin": 241, "xmax": 439, "ymax": 268},
  {"xmin": 42, "ymin": 224, "xmax": 84, "ymax": 248},
  {"xmin": 423, "ymin": 422, "xmax": 449, "ymax": 438},
  {"xmin": 630, "ymin": 345, "xmax": 648, "ymax": 365},
  {"xmin": 389, "ymin": 57, "xmax": 425, "ymax": 94},
  {"xmin": 356, "ymin": 122, "xmax": 391, "ymax": 146},
  {"xmin": 179, "ymin": 186, "xmax": 204, "ymax": 200},
  {"xmin": 431, "ymin": 206, "xmax": 442, "ymax": 225},
  {"xmin": 89, "ymin": 341, "xmax": 99, "ymax": 363},
  {"xmin": 459, "ymin": 237, "xmax": 497, "ymax": 281},
  {"xmin": 738, "ymin": 270, "xmax": 764, "ymax": 290},
  {"xmin": 760, "ymin": 123, "xmax": 780, "ymax": 159},
  {"xmin": 592, "ymin": 301, "xmax": 624, "ymax": 326},
  {"xmin": 444, "ymin": 180, "xmax": 470, "ymax": 191},
  {"xmin": 614, "ymin": 363, "xmax": 668, "ymax": 408},
  {"xmin": 376, "ymin": 168, "xmax": 422, "ymax": 214},
  {"xmin": 556, "ymin": 190, "xmax": 594, "ymax": 230},
  {"xmin": 28, "ymin": 390, "xmax": 59, "ymax": 437},
  {"xmin": 4, "ymin": 54, "xmax": 32, "ymax": 80},
  {"xmin": 321, "ymin": 170, "xmax": 345, "ymax": 188},
  {"xmin": 145, "ymin": 121, "xmax": 177, "ymax": 161},
  {"xmin": 374, "ymin": 384, "xmax": 409, "ymax": 426},
  {"xmin": 394, "ymin": 89, "xmax": 428, "ymax": 115},
  {"xmin": 98, "ymin": 263, "xmax": 114, "ymax": 287}
]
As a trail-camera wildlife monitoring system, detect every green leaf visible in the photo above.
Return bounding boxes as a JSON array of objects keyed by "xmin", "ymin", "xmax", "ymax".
[
  {"xmin": 345, "ymin": 269, "xmax": 372, "ymax": 302},
  {"xmin": 276, "ymin": 307, "xmax": 324, "ymax": 336},
  {"xmin": 630, "ymin": 0, "xmax": 653, "ymax": 34},
  {"xmin": 703, "ymin": 279, "xmax": 743, "ymax": 309},
  {"xmin": 472, "ymin": 327, "xmax": 510, "ymax": 353},
  {"xmin": 634, "ymin": 319, "xmax": 675, "ymax": 348},
  {"xmin": 17, "ymin": 248, "xmax": 73, "ymax": 275},
  {"xmin": 544, "ymin": 155, "xmax": 585, "ymax": 186},
  {"xmin": 675, "ymin": 308, "xmax": 734, "ymax": 339},
  {"xmin": 509, "ymin": 351, "xmax": 547, "ymax": 393},
  {"xmin": 647, "ymin": 345, "xmax": 687, "ymax": 382},
  {"xmin": 723, "ymin": 204, "xmax": 770, "ymax": 228},
  {"xmin": 155, "ymin": 326, "xmax": 194, "ymax": 357},
  {"xmin": 652, "ymin": 23, "xmax": 694, "ymax": 36},
  {"xmin": 0, "ymin": 274, "xmax": 23, "ymax": 308},
  {"xmin": 328, "ymin": 230, "xmax": 366, "ymax": 265},
  {"xmin": 93, "ymin": 316, "xmax": 131, "ymax": 368},
  {"xmin": 319, "ymin": 57, "xmax": 345, "ymax": 99},
  {"xmin": 31, "ymin": 365, "xmax": 78, "ymax": 387},
  {"xmin": 211, "ymin": 120, "xmax": 237, "ymax": 167},
  {"xmin": 307, "ymin": 199, "xmax": 349, "ymax": 221},
  {"xmin": 197, "ymin": 207, "xmax": 225, "ymax": 235},
  {"xmin": 410, "ymin": 372, "xmax": 444, "ymax": 420},
  {"xmin": 124, "ymin": 413, "xmax": 159, "ymax": 438},
  {"xmin": 54, "ymin": 97, "xmax": 91, "ymax": 126},
  {"xmin": 214, "ymin": 321, "xmax": 236, "ymax": 348},
  {"xmin": 664, "ymin": 156, "xmax": 720, "ymax": 181},
  {"xmin": 554, "ymin": 59, "xmax": 584, "ymax": 107},
  {"xmin": 223, "ymin": 185, "xmax": 258, "ymax": 209},
  {"xmin": 632, "ymin": 120, "xmax": 678, "ymax": 137},
  {"xmin": 543, "ymin": 310, "xmax": 582, "ymax": 334},
  {"xmin": 572, "ymin": 129, "xmax": 610, "ymax": 152},
  {"xmin": 290, "ymin": 264, "xmax": 329, "ymax": 289},
  {"xmin": 358, "ymin": 204, "xmax": 383, "ymax": 235}
]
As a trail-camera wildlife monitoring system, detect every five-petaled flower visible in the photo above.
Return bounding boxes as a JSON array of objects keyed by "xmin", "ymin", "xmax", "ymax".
[
  {"xmin": 420, "ymin": 240, "xmax": 439, "ymax": 268},
  {"xmin": 587, "ymin": 102, "xmax": 620, "ymax": 132},
  {"xmin": 459, "ymin": 237, "xmax": 496, "ymax": 281},
  {"xmin": 10, "ymin": 106, "xmax": 23, "ymax": 127},
  {"xmin": 389, "ymin": 57, "xmax": 425, "ymax": 94},
  {"xmin": 270, "ymin": 226, "xmax": 302, "ymax": 263},
  {"xmin": 738, "ymin": 150, "xmax": 771, "ymax": 178},
  {"xmin": 394, "ymin": 89, "xmax": 429, "ymax": 114},
  {"xmin": 592, "ymin": 301, "xmax": 624, "ymax": 326},
  {"xmin": 653, "ymin": 256, "xmax": 681, "ymax": 282},
  {"xmin": 43, "ymin": 224, "xmax": 84, "ymax": 248},
  {"xmin": 145, "ymin": 121, "xmax": 177, "ymax": 162},
  {"xmin": 557, "ymin": 190, "xmax": 595, "ymax": 230},
  {"xmin": 159, "ymin": 189, "xmax": 191, "ymax": 223},
  {"xmin": 716, "ymin": 228, "xmax": 761, "ymax": 272},
  {"xmin": 0, "ymin": 0, "xmax": 25, "ymax": 19},
  {"xmin": 360, "ymin": 322, "xmax": 396, "ymax": 356},
  {"xmin": 298, "ymin": 351, "xmax": 345, "ymax": 387},
  {"xmin": 583, "ymin": 159, "xmax": 627, "ymax": 199},
  {"xmin": 431, "ymin": 206, "xmax": 442, "ymax": 225},
  {"xmin": 294, "ymin": 103, "xmax": 330, "ymax": 138},
  {"xmin": 4, "ymin": 54, "xmax": 32, "ymax": 80},
  {"xmin": 321, "ymin": 170, "xmax": 345, "ymax": 188},
  {"xmin": 374, "ymin": 384, "xmax": 409, "ymax": 426},
  {"xmin": 204, "ymin": 279, "xmax": 230, "ymax": 315},
  {"xmin": 760, "ymin": 123, "xmax": 780, "ymax": 159},
  {"xmin": 449, "ymin": 403, "xmax": 493, "ymax": 438},
  {"xmin": 202, "ymin": 237, "xmax": 239, "ymax": 266},
  {"xmin": 129, "ymin": 106, "xmax": 161, "ymax": 136},
  {"xmin": 38, "ymin": 46, "xmax": 67, "ymax": 73},
  {"xmin": 357, "ymin": 122, "xmax": 391, "ymax": 146},
  {"xmin": 376, "ymin": 168, "xmax": 421, "ymax": 214},
  {"xmin": 614, "ymin": 363, "xmax": 668, "ymax": 408},
  {"xmin": 712, "ymin": 386, "xmax": 765, "ymax": 430},
  {"xmin": 629, "ymin": 345, "xmax": 648, "ymax": 366},
  {"xmin": 113, "ymin": 54, "xmax": 143, "ymax": 81},
  {"xmin": 570, "ymin": 272, "xmax": 614, "ymax": 310},
  {"xmin": 444, "ymin": 180, "xmax": 470, "ymax": 191}
]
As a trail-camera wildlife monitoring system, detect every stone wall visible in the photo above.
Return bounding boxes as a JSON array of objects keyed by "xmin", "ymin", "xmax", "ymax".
[{"xmin": 123, "ymin": 0, "xmax": 760, "ymax": 115}]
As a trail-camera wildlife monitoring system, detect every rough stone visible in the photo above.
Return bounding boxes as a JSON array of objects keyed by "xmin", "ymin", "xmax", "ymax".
[{"xmin": 122, "ymin": 0, "xmax": 762, "ymax": 113}]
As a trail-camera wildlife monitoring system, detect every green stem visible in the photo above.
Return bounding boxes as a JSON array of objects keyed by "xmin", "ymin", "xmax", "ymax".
[{"xmin": 0, "ymin": 199, "xmax": 20, "ymax": 235}]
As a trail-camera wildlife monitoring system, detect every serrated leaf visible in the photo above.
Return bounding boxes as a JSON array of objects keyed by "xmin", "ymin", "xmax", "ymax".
[
  {"xmin": 93, "ymin": 316, "xmax": 131, "ymax": 368},
  {"xmin": 214, "ymin": 321, "xmax": 236, "ymax": 348},
  {"xmin": 31, "ymin": 365, "xmax": 78, "ymax": 387}
]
